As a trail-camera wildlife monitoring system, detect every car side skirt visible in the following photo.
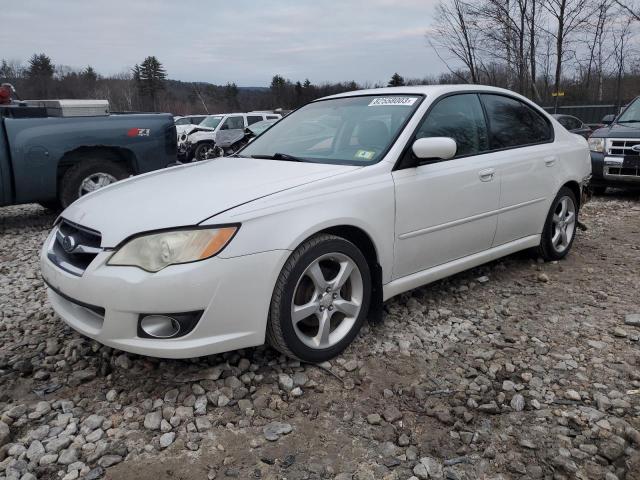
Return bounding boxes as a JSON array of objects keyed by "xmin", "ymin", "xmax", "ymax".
[{"xmin": 382, "ymin": 234, "xmax": 540, "ymax": 301}]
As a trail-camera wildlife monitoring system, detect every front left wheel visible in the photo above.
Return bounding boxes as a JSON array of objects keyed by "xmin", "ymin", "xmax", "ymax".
[{"xmin": 266, "ymin": 234, "xmax": 371, "ymax": 362}]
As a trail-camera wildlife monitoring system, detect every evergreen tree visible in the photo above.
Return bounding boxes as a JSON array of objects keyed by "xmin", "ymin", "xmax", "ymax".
[
  {"xmin": 133, "ymin": 56, "xmax": 167, "ymax": 110},
  {"xmin": 27, "ymin": 53, "xmax": 54, "ymax": 97},
  {"xmin": 387, "ymin": 73, "xmax": 405, "ymax": 87}
]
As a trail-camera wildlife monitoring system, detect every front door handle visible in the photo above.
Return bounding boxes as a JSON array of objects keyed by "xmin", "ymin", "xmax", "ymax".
[
  {"xmin": 478, "ymin": 168, "xmax": 495, "ymax": 182},
  {"xmin": 545, "ymin": 156, "xmax": 557, "ymax": 167}
]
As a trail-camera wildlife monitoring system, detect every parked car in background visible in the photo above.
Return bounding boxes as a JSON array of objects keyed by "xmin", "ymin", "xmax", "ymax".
[
  {"xmin": 41, "ymin": 85, "xmax": 590, "ymax": 362},
  {"xmin": 174, "ymin": 115, "xmax": 207, "ymax": 135},
  {"xmin": 183, "ymin": 112, "xmax": 282, "ymax": 160},
  {"xmin": 552, "ymin": 114, "xmax": 592, "ymax": 139},
  {"xmin": 588, "ymin": 96, "xmax": 640, "ymax": 194},
  {"xmin": 1, "ymin": 100, "xmax": 177, "ymax": 209}
]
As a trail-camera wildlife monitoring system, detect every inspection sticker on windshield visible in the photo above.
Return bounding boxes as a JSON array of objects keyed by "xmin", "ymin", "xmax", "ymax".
[
  {"xmin": 368, "ymin": 97, "xmax": 417, "ymax": 107},
  {"xmin": 355, "ymin": 149, "xmax": 375, "ymax": 160}
]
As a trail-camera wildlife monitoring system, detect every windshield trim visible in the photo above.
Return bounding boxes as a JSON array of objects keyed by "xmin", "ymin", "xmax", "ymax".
[{"xmin": 237, "ymin": 93, "xmax": 426, "ymax": 166}]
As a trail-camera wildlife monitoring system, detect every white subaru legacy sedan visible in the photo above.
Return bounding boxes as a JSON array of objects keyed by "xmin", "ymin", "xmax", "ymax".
[{"xmin": 41, "ymin": 85, "xmax": 591, "ymax": 362}]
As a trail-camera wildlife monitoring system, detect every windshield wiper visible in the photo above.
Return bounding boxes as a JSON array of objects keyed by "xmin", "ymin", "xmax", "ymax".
[
  {"xmin": 250, "ymin": 152, "xmax": 305, "ymax": 162},
  {"xmin": 618, "ymin": 119, "xmax": 640, "ymax": 123}
]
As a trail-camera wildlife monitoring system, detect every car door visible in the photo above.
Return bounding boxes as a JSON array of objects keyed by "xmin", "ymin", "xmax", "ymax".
[
  {"xmin": 478, "ymin": 94, "xmax": 556, "ymax": 246},
  {"xmin": 392, "ymin": 93, "xmax": 500, "ymax": 279}
]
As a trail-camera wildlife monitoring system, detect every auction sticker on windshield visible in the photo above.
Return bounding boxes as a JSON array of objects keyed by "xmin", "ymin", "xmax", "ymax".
[{"xmin": 368, "ymin": 97, "xmax": 418, "ymax": 107}]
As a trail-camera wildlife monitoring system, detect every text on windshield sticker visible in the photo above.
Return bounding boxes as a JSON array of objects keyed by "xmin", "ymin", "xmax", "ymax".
[{"xmin": 368, "ymin": 97, "xmax": 417, "ymax": 107}]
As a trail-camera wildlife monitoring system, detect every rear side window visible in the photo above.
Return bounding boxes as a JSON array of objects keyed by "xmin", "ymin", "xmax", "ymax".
[
  {"xmin": 267, "ymin": 115, "xmax": 279, "ymax": 120},
  {"xmin": 247, "ymin": 115, "xmax": 264, "ymax": 125},
  {"xmin": 481, "ymin": 94, "xmax": 552, "ymax": 148},
  {"xmin": 415, "ymin": 93, "xmax": 489, "ymax": 157}
]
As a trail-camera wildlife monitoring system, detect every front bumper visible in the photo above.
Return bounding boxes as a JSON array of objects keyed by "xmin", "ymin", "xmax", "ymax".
[
  {"xmin": 40, "ymin": 232, "xmax": 290, "ymax": 358},
  {"xmin": 590, "ymin": 151, "xmax": 640, "ymax": 186}
]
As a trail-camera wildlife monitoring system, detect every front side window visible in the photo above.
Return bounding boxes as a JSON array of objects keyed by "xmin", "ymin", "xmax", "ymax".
[
  {"xmin": 415, "ymin": 94, "xmax": 489, "ymax": 157},
  {"xmin": 481, "ymin": 94, "xmax": 552, "ymax": 148},
  {"xmin": 221, "ymin": 116, "xmax": 245, "ymax": 130},
  {"xmin": 240, "ymin": 95, "xmax": 422, "ymax": 165}
]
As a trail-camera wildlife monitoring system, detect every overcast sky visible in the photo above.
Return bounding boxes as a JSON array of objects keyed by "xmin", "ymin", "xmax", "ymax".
[{"xmin": 2, "ymin": 0, "xmax": 444, "ymax": 86}]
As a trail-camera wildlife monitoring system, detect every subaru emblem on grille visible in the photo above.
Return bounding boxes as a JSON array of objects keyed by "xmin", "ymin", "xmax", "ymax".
[
  {"xmin": 61, "ymin": 234, "xmax": 77, "ymax": 253},
  {"xmin": 632, "ymin": 144, "xmax": 640, "ymax": 153}
]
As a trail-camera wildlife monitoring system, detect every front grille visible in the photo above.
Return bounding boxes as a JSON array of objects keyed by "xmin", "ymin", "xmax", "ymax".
[
  {"xmin": 47, "ymin": 220, "xmax": 102, "ymax": 276},
  {"xmin": 608, "ymin": 138, "xmax": 640, "ymax": 157},
  {"xmin": 605, "ymin": 166, "xmax": 640, "ymax": 178}
]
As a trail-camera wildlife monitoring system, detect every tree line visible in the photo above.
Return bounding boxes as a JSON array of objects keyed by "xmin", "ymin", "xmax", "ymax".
[
  {"xmin": 2, "ymin": 2, "xmax": 639, "ymax": 117},
  {"xmin": 0, "ymin": 54, "xmax": 370, "ymax": 115},
  {"xmin": 428, "ymin": 0, "xmax": 640, "ymax": 107}
]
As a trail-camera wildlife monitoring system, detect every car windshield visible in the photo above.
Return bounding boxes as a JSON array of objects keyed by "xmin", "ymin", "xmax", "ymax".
[
  {"xmin": 617, "ymin": 98, "xmax": 640, "ymax": 123},
  {"xmin": 239, "ymin": 95, "xmax": 423, "ymax": 165},
  {"xmin": 200, "ymin": 115, "xmax": 223, "ymax": 129}
]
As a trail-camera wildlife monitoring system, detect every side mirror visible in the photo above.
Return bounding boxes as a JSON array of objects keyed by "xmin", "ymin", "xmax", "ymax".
[
  {"xmin": 601, "ymin": 114, "xmax": 615, "ymax": 125},
  {"xmin": 411, "ymin": 137, "xmax": 457, "ymax": 163}
]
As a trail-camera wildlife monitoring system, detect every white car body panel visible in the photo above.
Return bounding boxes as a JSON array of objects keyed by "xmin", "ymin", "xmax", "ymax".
[
  {"xmin": 62, "ymin": 158, "xmax": 358, "ymax": 247},
  {"xmin": 41, "ymin": 85, "xmax": 591, "ymax": 358}
]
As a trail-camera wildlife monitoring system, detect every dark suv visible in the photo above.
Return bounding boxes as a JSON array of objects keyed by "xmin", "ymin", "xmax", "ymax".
[{"xmin": 588, "ymin": 96, "xmax": 640, "ymax": 194}]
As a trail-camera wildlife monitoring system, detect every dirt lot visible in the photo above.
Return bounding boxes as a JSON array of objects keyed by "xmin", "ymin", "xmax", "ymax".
[{"xmin": 1, "ymin": 193, "xmax": 640, "ymax": 480}]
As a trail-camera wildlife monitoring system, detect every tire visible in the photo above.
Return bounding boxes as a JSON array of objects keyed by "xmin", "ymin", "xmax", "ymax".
[
  {"xmin": 537, "ymin": 187, "xmax": 578, "ymax": 261},
  {"xmin": 266, "ymin": 234, "xmax": 371, "ymax": 362},
  {"xmin": 592, "ymin": 186, "xmax": 607, "ymax": 195},
  {"xmin": 193, "ymin": 142, "xmax": 218, "ymax": 161},
  {"xmin": 59, "ymin": 156, "xmax": 130, "ymax": 208}
]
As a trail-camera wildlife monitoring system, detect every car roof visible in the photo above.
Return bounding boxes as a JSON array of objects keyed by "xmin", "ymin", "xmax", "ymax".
[{"xmin": 318, "ymin": 84, "xmax": 536, "ymax": 102}]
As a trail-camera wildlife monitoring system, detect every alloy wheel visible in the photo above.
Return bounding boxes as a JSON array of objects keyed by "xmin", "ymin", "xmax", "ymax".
[
  {"xmin": 290, "ymin": 252, "xmax": 363, "ymax": 349},
  {"xmin": 78, "ymin": 173, "xmax": 117, "ymax": 197},
  {"xmin": 551, "ymin": 196, "xmax": 576, "ymax": 253}
]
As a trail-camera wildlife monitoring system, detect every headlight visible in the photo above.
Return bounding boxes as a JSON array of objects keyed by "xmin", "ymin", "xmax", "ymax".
[
  {"xmin": 588, "ymin": 137, "xmax": 605, "ymax": 152},
  {"xmin": 108, "ymin": 226, "xmax": 238, "ymax": 272}
]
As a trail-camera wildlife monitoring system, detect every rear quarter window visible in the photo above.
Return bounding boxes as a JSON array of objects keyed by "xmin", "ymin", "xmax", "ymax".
[{"xmin": 481, "ymin": 94, "xmax": 552, "ymax": 149}]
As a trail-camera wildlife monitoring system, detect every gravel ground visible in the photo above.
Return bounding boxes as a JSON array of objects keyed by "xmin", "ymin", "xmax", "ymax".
[{"xmin": 1, "ymin": 193, "xmax": 640, "ymax": 480}]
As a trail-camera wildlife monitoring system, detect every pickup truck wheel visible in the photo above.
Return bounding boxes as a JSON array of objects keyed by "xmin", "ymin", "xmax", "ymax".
[
  {"xmin": 538, "ymin": 187, "xmax": 578, "ymax": 261},
  {"xmin": 59, "ymin": 158, "xmax": 130, "ymax": 208},
  {"xmin": 266, "ymin": 234, "xmax": 371, "ymax": 362}
]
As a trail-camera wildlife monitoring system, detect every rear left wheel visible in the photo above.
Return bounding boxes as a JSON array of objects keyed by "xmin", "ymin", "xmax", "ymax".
[{"xmin": 266, "ymin": 234, "xmax": 371, "ymax": 362}]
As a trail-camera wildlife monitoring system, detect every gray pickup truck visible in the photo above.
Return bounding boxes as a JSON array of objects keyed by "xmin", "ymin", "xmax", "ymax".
[{"xmin": 0, "ymin": 100, "xmax": 177, "ymax": 209}]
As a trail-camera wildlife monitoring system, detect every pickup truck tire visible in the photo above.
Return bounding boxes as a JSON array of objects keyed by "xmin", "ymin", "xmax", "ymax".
[{"xmin": 59, "ymin": 157, "xmax": 130, "ymax": 208}]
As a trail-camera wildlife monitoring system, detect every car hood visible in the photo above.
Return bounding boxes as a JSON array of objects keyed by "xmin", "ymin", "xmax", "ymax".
[
  {"xmin": 62, "ymin": 157, "xmax": 359, "ymax": 247},
  {"xmin": 591, "ymin": 122, "xmax": 640, "ymax": 138}
]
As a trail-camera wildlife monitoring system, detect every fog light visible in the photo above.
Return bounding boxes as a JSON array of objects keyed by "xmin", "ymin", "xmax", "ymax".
[
  {"xmin": 137, "ymin": 310, "xmax": 203, "ymax": 339},
  {"xmin": 140, "ymin": 315, "xmax": 181, "ymax": 338}
]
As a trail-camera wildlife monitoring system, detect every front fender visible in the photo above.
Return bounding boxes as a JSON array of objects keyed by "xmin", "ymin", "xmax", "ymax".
[{"xmin": 208, "ymin": 168, "xmax": 396, "ymax": 283}]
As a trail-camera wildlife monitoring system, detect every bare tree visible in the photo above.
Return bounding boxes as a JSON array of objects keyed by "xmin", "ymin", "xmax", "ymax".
[
  {"xmin": 428, "ymin": 0, "xmax": 482, "ymax": 83},
  {"xmin": 611, "ymin": 12, "xmax": 637, "ymax": 106},
  {"xmin": 613, "ymin": 0, "xmax": 640, "ymax": 20},
  {"xmin": 543, "ymin": 0, "xmax": 595, "ymax": 97}
]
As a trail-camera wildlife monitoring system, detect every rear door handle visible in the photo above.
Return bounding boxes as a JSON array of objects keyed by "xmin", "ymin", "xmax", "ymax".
[
  {"xmin": 545, "ymin": 156, "xmax": 557, "ymax": 167},
  {"xmin": 478, "ymin": 168, "xmax": 495, "ymax": 182}
]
